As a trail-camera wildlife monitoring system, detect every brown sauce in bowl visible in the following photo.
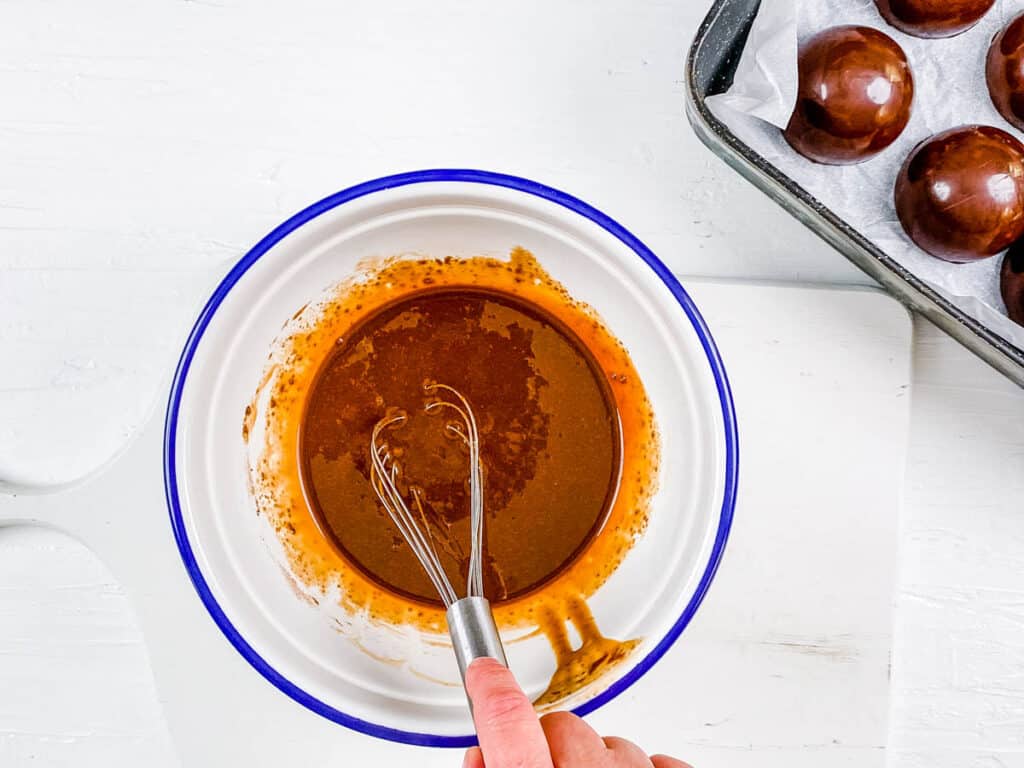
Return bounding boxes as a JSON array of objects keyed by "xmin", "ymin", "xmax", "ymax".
[
  {"xmin": 300, "ymin": 288, "xmax": 620, "ymax": 604},
  {"xmin": 245, "ymin": 247, "xmax": 659, "ymax": 705}
]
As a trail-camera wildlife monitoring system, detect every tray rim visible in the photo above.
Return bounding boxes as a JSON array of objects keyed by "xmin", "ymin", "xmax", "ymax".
[{"xmin": 684, "ymin": 0, "xmax": 1024, "ymax": 388}]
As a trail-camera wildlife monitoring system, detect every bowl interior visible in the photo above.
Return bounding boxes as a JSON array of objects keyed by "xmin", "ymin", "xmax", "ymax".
[{"xmin": 170, "ymin": 173, "xmax": 733, "ymax": 743}]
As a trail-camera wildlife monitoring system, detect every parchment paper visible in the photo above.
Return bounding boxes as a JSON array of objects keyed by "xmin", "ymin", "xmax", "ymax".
[{"xmin": 706, "ymin": 0, "xmax": 1024, "ymax": 348}]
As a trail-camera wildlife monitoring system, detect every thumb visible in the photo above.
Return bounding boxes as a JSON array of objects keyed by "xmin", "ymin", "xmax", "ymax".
[{"xmin": 464, "ymin": 658, "xmax": 553, "ymax": 768}]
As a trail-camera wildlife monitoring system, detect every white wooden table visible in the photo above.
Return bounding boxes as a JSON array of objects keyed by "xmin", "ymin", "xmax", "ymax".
[{"xmin": 0, "ymin": 2, "xmax": 1022, "ymax": 766}]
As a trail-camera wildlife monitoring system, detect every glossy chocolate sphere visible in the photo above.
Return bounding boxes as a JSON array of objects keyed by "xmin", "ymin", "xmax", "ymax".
[
  {"xmin": 784, "ymin": 26, "xmax": 914, "ymax": 165},
  {"xmin": 987, "ymin": 12, "xmax": 1024, "ymax": 132},
  {"xmin": 1001, "ymin": 246, "xmax": 1024, "ymax": 325},
  {"xmin": 875, "ymin": 0, "xmax": 994, "ymax": 39},
  {"xmin": 894, "ymin": 126, "xmax": 1024, "ymax": 263}
]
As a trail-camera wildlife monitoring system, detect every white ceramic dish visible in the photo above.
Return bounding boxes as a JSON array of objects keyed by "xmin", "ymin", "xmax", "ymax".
[{"xmin": 164, "ymin": 169, "xmax": 738, "ymax": 746}]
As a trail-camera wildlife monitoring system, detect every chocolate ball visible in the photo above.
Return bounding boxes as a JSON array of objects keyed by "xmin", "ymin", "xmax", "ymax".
[
  {"xmin": 1001, "ymin": 246, "xmax": 1024, "ymax": 325},
  {"xmin": 987, "ymin": 12, "xmax": 1024, "ymax": 132},
  {"xmin": 894, "ymin": 126, "xmax": 1024, "ymax": 263},
  {"xmin": 784, "ymin": 26, "xmax": 914, "ymax": 165},
  {"xmin": 875, "ymin": 0, "xmax": 994, "ymax": 39}
]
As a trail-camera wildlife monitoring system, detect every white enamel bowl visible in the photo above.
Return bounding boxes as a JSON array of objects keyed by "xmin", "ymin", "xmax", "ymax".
[{"xmin": 164, "ymin": 170, "xmax": 738, "ymax": 747}]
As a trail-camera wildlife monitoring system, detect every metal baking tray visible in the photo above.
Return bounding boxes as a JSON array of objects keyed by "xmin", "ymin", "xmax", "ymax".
[{"xmin": 685, "ymin": 0, "xmax": 1024, "ymax": 388}]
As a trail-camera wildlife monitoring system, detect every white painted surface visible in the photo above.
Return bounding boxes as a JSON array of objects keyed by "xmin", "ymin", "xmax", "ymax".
[
  {"xmin": 0, "ymin": 1, "xmax": 1021, "ymax": 766},
  {"xmin": 0, "ymin": 526, "xmax": 177, "ymax": 768}
]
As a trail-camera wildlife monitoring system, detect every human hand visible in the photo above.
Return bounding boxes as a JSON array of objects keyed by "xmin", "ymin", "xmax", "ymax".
[{"xmin": 462, "ymin": 657, "xmax": 691, "ymax": 768}]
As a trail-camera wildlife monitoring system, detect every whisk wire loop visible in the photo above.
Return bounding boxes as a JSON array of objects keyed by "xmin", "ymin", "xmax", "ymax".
[
  {"xmin": 368, "ymin": 384, "xmax": 507, "ymax": 688},
  {"xmin": 370, "ymin": 416, "xmax": 458, "ymax": 606},
  {"xmin": 369, "ymin": 384, "xmax": 485, "ymax": 605}
]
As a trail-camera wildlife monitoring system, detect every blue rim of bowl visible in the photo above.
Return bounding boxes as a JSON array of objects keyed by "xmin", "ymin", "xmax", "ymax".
[{"xmin": 163, "ymin": 168, "xmax": 739, "ymax": 748}]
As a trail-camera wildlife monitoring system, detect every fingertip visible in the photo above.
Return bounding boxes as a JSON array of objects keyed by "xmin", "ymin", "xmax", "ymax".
[
  {"xmin": 538, "ymin": 710, "xmax": 584, "ymax": 733},
  {"xmin": 464, "ymin": 657, "xmax": 525, "ymax": 715},
  {"xmin": 465, "ymin": 658, "xmax": 533, "ymax": 721},
  {"xmin": 651, "ymin": 754, "xmax": 693, "ymax": 768},
  {"xmin": 539, "ymin": 710, "xmax": 606, "ymax": 764},
  {"xmin": 464, "ymin": 657, "xmax": 510, "ymax": 700},
  {"xmin": 462, "ymin": 746, "xmax": 484, "ymax": 768},
  {"xmin": 602, "ymin": 735, "xmax": 649, "ymax": 763},
  {"xmin": 464, "ymin": 659, "xmax": 552, "ymax": 768},
  {"xmin": 465, "ymin": 656, "xmax": 506, "ymax": 688}
]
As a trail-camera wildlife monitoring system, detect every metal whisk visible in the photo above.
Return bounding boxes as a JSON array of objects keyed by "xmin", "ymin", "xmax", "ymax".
[{"xmin": 370, "ymin": 383, "xmax": 507, "ymax": 686}]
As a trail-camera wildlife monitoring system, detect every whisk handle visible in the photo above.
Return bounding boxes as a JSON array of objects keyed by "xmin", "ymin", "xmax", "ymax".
[{"xmin": 447, "ymin": 596, "xmax": 508, "ymax": 685}]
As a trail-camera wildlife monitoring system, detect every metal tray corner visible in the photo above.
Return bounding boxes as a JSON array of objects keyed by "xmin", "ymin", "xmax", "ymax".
[{"xmin": 684, "ymin": 0, "xmax": 1024, "ymax": 388}]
